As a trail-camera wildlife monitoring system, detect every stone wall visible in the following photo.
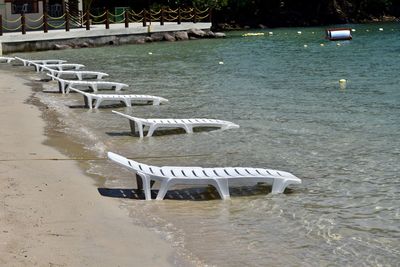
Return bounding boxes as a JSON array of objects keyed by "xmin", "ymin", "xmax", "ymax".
[{"xmin": 2, "ymin": 29, "xmax": 226, "ymax": 54}]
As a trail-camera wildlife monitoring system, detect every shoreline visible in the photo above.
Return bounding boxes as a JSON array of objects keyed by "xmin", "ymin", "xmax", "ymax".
[{"xmin": 0, "ymin": 66, "xmax": 179, "ymax": 266}]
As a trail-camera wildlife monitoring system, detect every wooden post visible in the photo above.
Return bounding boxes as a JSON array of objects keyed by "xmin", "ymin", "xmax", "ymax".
[
  {"xmin": 209, "ymin": 8, "xmax": 212, "ymax": 23},
  {"xmin": 160, "ymin": 8, "xmax": 164, "ymax": 25},
  {"xmin": 43, "ymin": 11, "xmax": 48, "ymax": 33},
  {"xmin": 65, "ymin": 11, "xmax": 70, "ymax": 31},
  {"xmin": 177, "ymin": 7, "xmax": 181, "ymax": 25},
  {"xmin": 142, "ymin": 9, "xmax": 147, "ymax": 27},
  {"xmin": 105, "ymin": 9, "xmax": 109, "ymax": 29},
  {"xmin": 85, "ymin": 11, "xmax": 90, "ymax": 30},
  {"xmin": 124, "ymin": 9, "xmax": 129, "ymax": 28},
  {"xmin": 21, "ymin": 13, "xmax": 26, "ymax": 34},
  {"xmin": 0, "ymin": 15, "xmax": 3, "ymax": 36},
  {"xmin": 192, "ymin": 8, "xmax": 197, "ymax": 23}
]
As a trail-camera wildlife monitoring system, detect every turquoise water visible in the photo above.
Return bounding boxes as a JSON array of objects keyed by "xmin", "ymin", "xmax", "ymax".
[{"xmin": 20, "ymin": 22, "xmax": 400, "ymax": 266}]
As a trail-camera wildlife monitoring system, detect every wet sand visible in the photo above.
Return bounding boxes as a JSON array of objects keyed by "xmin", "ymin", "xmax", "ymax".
[{"xmin": 0, "ymin": 68, "xmax": 176, "ymax": 266}]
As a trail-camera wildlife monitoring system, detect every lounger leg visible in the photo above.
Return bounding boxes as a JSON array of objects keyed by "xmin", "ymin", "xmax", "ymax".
[
  {"xmin": 65, "ymin": 84, "xmax": 70, "ymax": 94},
  {"xmin": 137, "ymin": 173, "xmax": 152, "ymax": 200},
  {"xmin": 183, "ymin": 125, "xmax": 193, "ymax": 134},
  {"xmin": 152, "ymin": 100, "xmax": 160, "ymax": 106},
  {"xmin": 76, "ymin": 73, "xmax": 83, "ymax": 80},
  {"xmin": 58, "ymin": 81, "xmax": 63, "ymax": 93},
  {"xmin": 124, "ymin": 99, "xmax": 132, "ymax": 107},
  {"xmin": 271, "ymin": 178, "xmax": 288, "ymax": 194},
  {"xmin": 155, "ymin": 179, "xmax": 173, "ymax": 200},
  {"xmin": 212, "ymin": 179, "xmax": 230, "ymax": 200},
  {"xmin": 91, "ymin": 84, "xmax": 97, "ymax": 93},
  {"xmin": 147, "ymin": 125, "xmax": 157, "ymax": 137},
  {"xmin": 83, "ymin": 96, "xmax": 89, "ymax": 108},
  {"xmin": 129, "ymin": 122, "xmax": 145, "ymax": 138},
  {"xmin": 94, "ymin": 99, "xmax": 102, "ymax": 109}
]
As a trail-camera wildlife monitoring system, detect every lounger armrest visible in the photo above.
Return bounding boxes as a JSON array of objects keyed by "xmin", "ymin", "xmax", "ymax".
[
  {"xmin": 112, "ymin": 110, "xmax": 145, "ymax": 123},
  {"xmin": 69, "ymin": 87, "xmax": 91, "ymax": 96}
]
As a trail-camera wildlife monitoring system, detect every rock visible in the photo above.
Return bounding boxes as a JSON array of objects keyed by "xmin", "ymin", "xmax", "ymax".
[
  {"xmin": 163, "ymin": 33, "xmax": 176, "ymax": 42},
  {"xmin": 258, "ymin": 24, "xmax": 267, "ymax": 29},
  {"xmin": 151, "ymin": 33, "xmax": 164, "ymax": 41},
  {"xmin": 214, "ymin": 32, "xmax": 226, "ymax": 38},
  {"xmin": 79, "ymin": 42, "xmax": 90, "ymax": 48},
  {"xmin": 145, "ymin": 37, "xmax": 153, "ymax": 42},
  {"xmin": 188, "ymin": 28, "xmax": 206, "ymax": 38},
  {"xmin": 175, "ymin": 31, "xmax": 189, "ymax": 41},
  {"xmin": 53, "ymin": 44, "xmax": 72, "ymax": 50},
  {"xmin": 189, "ymin": 36, "xmax": 197, "ymax": 40},
  {"xmin": 135, "ymin": 38, "xmax": 146, "ymax": 44},
  {"xmin": 205, "ymin": 30, "xmax": 216, "ymax": 38}
]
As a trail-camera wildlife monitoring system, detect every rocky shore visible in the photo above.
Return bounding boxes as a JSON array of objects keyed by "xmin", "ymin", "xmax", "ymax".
[{"xmin": 53, "ymin": 28, "xmax": 226, "ymax": 51}]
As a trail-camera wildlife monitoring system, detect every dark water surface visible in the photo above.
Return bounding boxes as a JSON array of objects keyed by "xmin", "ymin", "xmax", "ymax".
[{"xmin": 18, "ymin": 22, "xmax": 400, "ymax": 266}]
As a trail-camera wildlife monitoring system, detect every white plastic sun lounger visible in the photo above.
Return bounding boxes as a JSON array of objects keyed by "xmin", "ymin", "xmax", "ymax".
[
  {"xmin": 0, "ymin": 57, "xmax": 15, "ymax": 63},
  {"xmin": 35, "ymin": 63, "xmax": 85, "ymax": 72},
  {"xmin": 15, "ymin": 57, "xmax": 66, "ymax": 67},
  {"xmin": 70, "ymin": 87, "xmax": 168, "ymax": 109},
  {"xmin": 47, "ymin": 74, "xmax": 128, "ymax": 94},
  {"xmin": 112, "ymin": 110, "xmax": 239, "ymax": 137},
  {"xmin": 108, "ymin": 152, "xmax": 302, "ymax": 200},
  {"xmin": 42, "ymin": 67, "xmax": 109, "ymax": 80}
]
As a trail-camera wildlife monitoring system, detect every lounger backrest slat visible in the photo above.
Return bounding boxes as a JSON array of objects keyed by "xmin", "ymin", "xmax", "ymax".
[{"xmin": 233, "ymin": 168, "xmax": 253, "ymax": 176}]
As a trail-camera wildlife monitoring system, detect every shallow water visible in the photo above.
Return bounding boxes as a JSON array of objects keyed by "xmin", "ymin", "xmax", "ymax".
[{"xmin": 17, "ymin": 22, "xmax": 400, "ymax": 266}]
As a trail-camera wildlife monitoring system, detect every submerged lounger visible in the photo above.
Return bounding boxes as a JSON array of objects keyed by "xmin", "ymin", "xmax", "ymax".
[
  {"xmin": 47, "ymin": 74, "xmax": 128, "ymax": 94},
  {"xmin": 15, "ymin": 57, "xmax": 66, "ymax": 67},
  {"xmin": 108, "ymin": 152, "xmax": 302, "ymax": 200},
  {"xmin": 0, "ymin": 57, "xmax": 15, "ymax": 63},
  {"xmin": 42, "ymin": 67, "xmax": 109, "ymax": 80},
  {"xmin": 70, "ymin": 87, "xmax": 168, "ymax": 109},
  {"xmin": 35, "ymin": 63, "xmax": 85, "ymax": 72},
  {"xmin": 112, "ymin": 110, "xmax": 239, "ymax": 137}
]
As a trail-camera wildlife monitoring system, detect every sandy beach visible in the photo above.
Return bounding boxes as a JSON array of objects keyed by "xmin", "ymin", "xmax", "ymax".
[{"xmin": 0, "ymin": 68, "xmax": 176, "ymax": 266}]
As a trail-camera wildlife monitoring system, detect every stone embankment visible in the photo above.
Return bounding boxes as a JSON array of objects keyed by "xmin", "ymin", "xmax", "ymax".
[{"xmin": 52, "ymin": 28, "xmax": 226, "ymax": 50}]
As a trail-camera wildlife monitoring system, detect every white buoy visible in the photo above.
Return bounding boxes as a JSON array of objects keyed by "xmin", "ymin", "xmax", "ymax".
[
  {"xmin": 336, "ymin": 43, "xmax": 341, "ymax": 46},
  {"xmin": 297, "ymin": 31, "xmax": 302, "ymax": 34},
  {"xmin": 148, "ymin": 52, "xmax": 153, "ymax": 55},
  {"xmin": 304, "ymin": 44, "xmax": 308, "ymax": 48},
  {"xmin": 351, "ymin": 29, "xmax": 356, "ymax": 32},
  {"xmin": 269, "ymin": 32, "xmax": 273, "ymax": 35},
  {"xmin": 320, "ymin": 43, "xmax": 325, "ymax": 47},
  {"xmin": 218, "ymin": 61, "xmax": 224, "ymax": 65},
  {"xmin": 339, "ymin": 79, "xmax": 347, "ymax": 90},
  {"xmin": 379, "ymin": 28, "xmax": 383, "ymax": 31}
]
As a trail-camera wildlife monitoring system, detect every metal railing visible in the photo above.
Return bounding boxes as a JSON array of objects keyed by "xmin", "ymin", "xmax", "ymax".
[{"xmin": 0, "ymin": 7, "xmax": 211, "ymax": 35}]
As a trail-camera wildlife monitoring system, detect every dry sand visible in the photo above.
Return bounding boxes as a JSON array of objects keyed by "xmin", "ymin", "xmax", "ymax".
[{"xmin": 0, "ymin": 69, "xmax": 176, "ymax": 266}]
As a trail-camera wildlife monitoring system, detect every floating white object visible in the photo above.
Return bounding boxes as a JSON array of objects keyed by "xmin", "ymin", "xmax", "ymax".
[
  {"xmin": 297, "ymin": 31, "xmax": 302, "ymax": 34},
  {"xmin": 379, "ymin": 28, "xmax": 383, "ymax": 31},
  {"xmin": 351, "ymin": 29, "xmax": 356, "ymax": 32},
  {"xmin": 107, "ymin": 151, "xmax": 301, "ymax": 200},
  {"xmin": 320, "ymin": 43, "xmax": 325, "ymax": 47},
  {"xmin": 219, "ymin": 61, "xmax": 224, "ymax": 65},
  {"xmin": 303, "ymin": 44, "xmax": 308, "ymax": 48},
  {"xmin": 269, "ymin": 32, "xmax": 273, "ymax": 35},
  {"xmin": 242, "ymin": 32, "xmax": 265, "ymax": 37},
  {"xmin": 339, "ymin": 79, "xmax": 347, "ymax": 90},
  {"xmin": 326, "ymin": 28, "xmax": 352, "ymax": 41},
  {"xmin": 148, "ymin": 52, "xmax": 153, "ymax": 55}
]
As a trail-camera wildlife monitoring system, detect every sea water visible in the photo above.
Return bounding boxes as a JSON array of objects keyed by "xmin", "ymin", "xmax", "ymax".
[{"xmin": 17, "ymin": 22, "xmax": 400, "ymax": 266}]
